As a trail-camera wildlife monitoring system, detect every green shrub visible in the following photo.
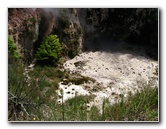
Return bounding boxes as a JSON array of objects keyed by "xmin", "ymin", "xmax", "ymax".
[
  {"xmin": 8, "ymin": 35, "xmax": 19, "ymax": 60},
  {"xmin": 35, "ymin": 35, "xmax": 62, "ymax": 65}
]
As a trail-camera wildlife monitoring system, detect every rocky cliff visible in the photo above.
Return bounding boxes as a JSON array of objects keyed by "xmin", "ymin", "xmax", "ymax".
[
  {"xmin": 8, "ymin": 8, "xmax": 83, "ymax": 65},
  {"xmin": 8, "ymin": 8, "xmax": 39, "ymax": 65},
  {"xmin": 77, "ymin": 8, "xmax": 158, "ymax": 59},
  {"xmin": 8, "ymin": 8, "xmax": 158, "ymax": 65}
]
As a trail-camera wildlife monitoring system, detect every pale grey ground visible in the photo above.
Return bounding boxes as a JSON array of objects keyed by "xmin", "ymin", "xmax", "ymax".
[{"xmin": 57, "ymin": 50, "xmax": 158, "ymax": 112}]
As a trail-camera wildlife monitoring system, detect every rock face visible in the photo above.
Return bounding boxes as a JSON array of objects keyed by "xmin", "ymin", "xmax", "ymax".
[
  {"xmin": 8, "ymin": 8, "xmax": 83, "ymax": 64},
  {"xmin": 77, "ymin": 8, "xmax": 158, "ymax": 60},
  {"xmin": 8, "ymin": 8, "xmax": 158, "ymax": 64},
  {"xmin": 8, "ymin": 8, "xmax": 39, "ymax": 65}
]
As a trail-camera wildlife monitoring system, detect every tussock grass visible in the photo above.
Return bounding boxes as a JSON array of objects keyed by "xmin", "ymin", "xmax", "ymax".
[
  {"xmin": 8, "ymin": 59, "xmax": 158, "ymax": 121},
  {"xmin": 104, "ymin": 86, "xmax": 158, "ymax": 121},
  {"xmin": 34, "ymin": 86, "xmax": 158, "ymax": 121}
]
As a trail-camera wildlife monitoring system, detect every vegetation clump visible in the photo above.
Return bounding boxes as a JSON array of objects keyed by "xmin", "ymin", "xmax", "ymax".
[
  {"xmin": 8, "ymin": 35, "xmax": 19, "ymax": 61},
  {"xmin": 35, "ymin": 35, "xmax": 62, "ymax": 66}
]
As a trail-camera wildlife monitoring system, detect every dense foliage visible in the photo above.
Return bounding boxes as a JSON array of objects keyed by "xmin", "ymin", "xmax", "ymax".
[
  {"xmin": 8, "ymin": 35, "xmax": 19, "ymax": 61},
  {"xmin": 35, "ymin": 35, "xmax": 62, "ymax": 65}
]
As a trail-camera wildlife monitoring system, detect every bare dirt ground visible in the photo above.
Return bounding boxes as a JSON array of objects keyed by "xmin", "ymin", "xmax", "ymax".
[{"xmin": 57, "ymin": 46, "xmax": 158, "ymax": 111}]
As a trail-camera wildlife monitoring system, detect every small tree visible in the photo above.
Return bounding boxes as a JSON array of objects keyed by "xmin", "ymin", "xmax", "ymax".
[{"xmin": 35, "ymin": 35, "xmax": 62, "ymax": 65}]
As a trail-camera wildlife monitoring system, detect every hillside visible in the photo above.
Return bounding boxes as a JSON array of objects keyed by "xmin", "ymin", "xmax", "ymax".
[{"xmin": 8, "ymin": 8, "xmax": 158, "ymax": 121}]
